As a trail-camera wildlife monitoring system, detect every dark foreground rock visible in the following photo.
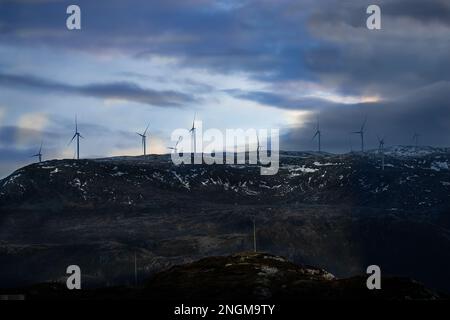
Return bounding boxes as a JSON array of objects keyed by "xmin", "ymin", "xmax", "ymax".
[
  {"xmin": 143, "ymin": 252, "xmax": 442, "ymax": 300},
  {"xmin": 0, "ymin": 253, "xmax": 443, "ymax": 300}
]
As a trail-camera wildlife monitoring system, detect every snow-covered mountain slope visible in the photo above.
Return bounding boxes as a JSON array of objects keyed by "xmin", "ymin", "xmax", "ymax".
[
  {"xmin": 367, "ymin": 145, "xmax": 450, "ymax": 158},
  {"xmin": 1, "ymin": 151, "xmax": 449, "ymax": 210},
  {"xmin": 0, "ymin": 152, "xmax": 450, "ymax": 293}
]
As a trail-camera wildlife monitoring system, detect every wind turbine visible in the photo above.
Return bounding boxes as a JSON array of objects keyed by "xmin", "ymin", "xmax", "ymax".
[
  {"xmin": 377, "ymin": 135, "xmax": 386, "ymax": 170},
  {"xmin": 69, "ymin": 116, "xmax": 83, "ymax": 160},
  {"xmin": 312, "ymin": 120, "xmax": 321, "ymax": 152},
  {"xmin": 351, "ymin": 116, "xmax": 367, "ymax": 152},
  {"xmin": 168, "ymin": 136, "xmax": 182, "ymax": 153},
  {"xmin": 413, "ymin": 132, "xmax": 420, "ymax": 151},
  {"xmin": 32, "ymin": 141, "xmax": 43, "ymax": 163},
  {"xmin": 349, "ymin": 135, "xmax": 354, "ymax": 153},
  {"xmin": 256, "ymin": 133, "xmax": 261, "ymax": 154},
  {"xmin": 137, "ymin": 123, "xmax": 150, "ymax": 156},
  {"xmin": 189, "ymin": 113, "xmax": 196, "ymax": 154}
]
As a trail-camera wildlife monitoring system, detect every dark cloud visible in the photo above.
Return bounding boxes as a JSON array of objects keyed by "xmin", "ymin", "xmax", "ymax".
[
  {"xmin": 0, "ymin": 0, "xmax": 315, "ymax": 81},
  {"xmin": 0, "ymin": 146, "xmax": 36, "ymax": 178},
  {"xmin": 116, "ymin": 72, "xmax": 215, "ymax": 93},
  {"xmin": 0, "ymin": 146, "xmax": 36, "ymax": 162},
  {"xmin": 0, "ymin": 125, "xmax": 60, "ymax": 146},
  {"xmin": 280, "ymin": 82, "xmax": 450, "ymax": 152},
  {"xmin": 0, "ymin": 72, "xmax": 196, "ymax": 107},
  {"xmin": 306, "ymin": 0, "xmax": 450, "ymax": 97},
  {"xmin": 1, "ymin": 0, "xmax": 449, "ymax": 97},
  {"xmin": 383, "ymin": 0, "xmax": 450, "ymax": 25},
  {"xmin": 225, "ymin": 89, "xmax": 334, "ymax": 110}
]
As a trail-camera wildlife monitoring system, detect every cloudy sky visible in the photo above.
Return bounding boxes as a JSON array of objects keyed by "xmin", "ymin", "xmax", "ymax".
[{"xmin": 1, "ymin": 0, "xmax": 449, "ymax": 178}]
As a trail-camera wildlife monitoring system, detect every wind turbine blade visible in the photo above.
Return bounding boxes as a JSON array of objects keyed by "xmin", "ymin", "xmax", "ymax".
[
  {"xmin": 68, "ymin": 133, "xmax": 77, "ymax": 145},
  {"xmin": 361, "ymin": 116, "xmax": 367, "ymax": 131},
  {"xmin": 312, "ymin": 131, "xmax": 319, "ymax": 140},
  {"xmin": 144, "ymin": 123, "xmax": 150, "ymax": 136},
  {"xmin": 79, "ymin": 134, "xmax": 85, "ymax": 139},
  {"xmin": 191, "ymin": 112, "xmax": 197, "ymax": 129}
]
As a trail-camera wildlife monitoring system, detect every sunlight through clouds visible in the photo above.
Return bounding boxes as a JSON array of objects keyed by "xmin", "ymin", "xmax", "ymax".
[
  {"xmin": 306, "ymin": 92, "xmax": 381, "ymax": 105},
  {"xmin": 18, "ymin": 112, "xmax": 49, "ymax": 131}
]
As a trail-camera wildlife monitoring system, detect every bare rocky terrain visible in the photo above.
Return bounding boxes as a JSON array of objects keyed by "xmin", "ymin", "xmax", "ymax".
[
  {"xmin": 0, "ymin": 148, "xmax": 449, "ymax": 295},
  {"xmin": 1, "ymin": 252, "xmax": 442, "ymax": 300}
]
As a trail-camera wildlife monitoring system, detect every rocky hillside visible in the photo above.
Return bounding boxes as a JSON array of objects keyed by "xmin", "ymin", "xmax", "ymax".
[
  {"xmin": 0, "ymin": 150, "xmax": 449, "ymax": 294},
  {"xmin": 1, "ymin": 252, "xmax": 441, "ymax": 300},
  {"xmin": 144, "ymin": 252, "xmax": 442, "ymax": 300},
  {"xmin": 1, "ymin": 150, "xmax": 450, "ymax": 209}
]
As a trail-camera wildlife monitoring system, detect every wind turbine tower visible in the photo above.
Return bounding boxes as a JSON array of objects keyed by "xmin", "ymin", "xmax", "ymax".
[
  {"xmin": 352, "ymin": 117, "xmax": 367, "ymax": 152},
  {"xmin": 189, "ymin": 113, "xmax": 197, "ymax": 154},
  {"xmin": 378, "ymin": 136, "xmax": 385, "ymax": 170},
  {"xmin": 256, "ymin": 133, "xmax": 261, "ymax": 154},
  {"xmin": 69, "ymin": 116, "xmax": 83, "ymax": 160},
  {"xmin": 137, "ymin": 123, "xmax": 150, "ymax": 156},
  {"xmin": 349, "ymin": 135, "xmax": 354, "ymax": 153},
  {"xmin": 168, "ymin": 136, "xmax": 182, "ymax": 153},
  {"xmin": 312, "ymin": 120, "xmax": 321, "ymax": 152},
  {"xmin": 32, "ymin": 141, "xmax": 43, "ymax": 163}
]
